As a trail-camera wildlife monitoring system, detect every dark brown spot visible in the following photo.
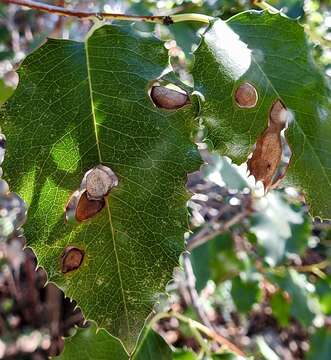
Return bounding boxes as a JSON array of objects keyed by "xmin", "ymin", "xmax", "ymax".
[
  {"xmin": 235, "ymin": 82, "xmax": 258, "ymax": 109},
  {"xmin": 75, "ymin": 191, "xmax": 105, "ymax": 222},
  {"xmin": 61, "ymin": 246, "xmax": 84, "ymax": 273},
  {"xmin": 150, "ymin": 86, "xmax": 189, "ymax": 110},
  {"xmin": 163, "ymin": 16, "xmax": 174, "ymax": 25},
  {"xmin": 0, "ymin": 134, "xmax": 6, "ymax": 150}
]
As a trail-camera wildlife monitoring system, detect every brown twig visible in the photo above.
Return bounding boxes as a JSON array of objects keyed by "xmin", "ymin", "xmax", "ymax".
[{"xmin": 1, "ymin": 0, "xmax": 211, "ymax": 24}]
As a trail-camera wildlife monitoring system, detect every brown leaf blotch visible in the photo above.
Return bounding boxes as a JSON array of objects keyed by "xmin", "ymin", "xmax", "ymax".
[
  {"xmin": 75, "ymin": 191, "xmax": 105, "ymax": 222},
  {"xmin": 247, "ymin": 99, "xmax": 288, "ymax": 190},
  {"xmin": 150, "ymin": 86, "xmax": 189, "ymax": 110},
  {"xmin": 61, "ymin": 246, "xmax": 84, "ymax": 273},
  {"xmin": 234, "ymin": 82, "xmax": 258, "ymax": 109},
  {"xmin": 247, "ymin": 128, "xmax": 283, "ymax": 189}
]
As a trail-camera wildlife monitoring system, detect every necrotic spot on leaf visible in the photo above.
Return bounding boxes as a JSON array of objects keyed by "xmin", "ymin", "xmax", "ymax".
[
  {"xmin": 65, "ymin": 165, "xmax": 117, "ymax": 223},
  {"xmin": 247, "ymin": 100, "xmax": 289, "ymax": 190},
  {"xmin": 75, "ymin": 191, "xmax": 105, "ymax": 222},
  {"xmin": 234, "ymin": 82, "xmax": 258, "ymax": 109},
  {"xmin": 150, "ymin": 85, "xmax": 189, "ymax": 110},
  {"xmin": 81, "ymin": 164, "xmax": 118, "ymax": 200},
  {"xmin": 65, "ymin": 190, "xmax": 105, "ymax": 223},
  {"xmin": 61, "ymin": 246, "xmax": 84, "ymax": 273}
]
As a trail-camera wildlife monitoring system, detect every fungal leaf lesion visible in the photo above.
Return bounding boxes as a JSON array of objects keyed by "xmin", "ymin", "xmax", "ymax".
[
  {"xmin": 150, "ymin": 84, "xmax": 190, "ymax": 110},
  {"xmin": 65, "ymin": 165, "xmax": 118, "ymax": 223},
  {"xmin": 61, "ymin": 246, "xmax": 85, "ymax": 274},
  {"xmin": 247, "ymin": 100, "xmax": 290, "ymax": 190}
]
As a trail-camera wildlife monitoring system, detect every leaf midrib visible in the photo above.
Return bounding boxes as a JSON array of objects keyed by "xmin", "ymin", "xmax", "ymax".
[{"xmin": 84, "ymin": 38, "xmax": 130, "ymax": 334}]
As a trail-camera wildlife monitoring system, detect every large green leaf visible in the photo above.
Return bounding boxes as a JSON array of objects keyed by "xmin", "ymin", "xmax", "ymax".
[
  {"xmin": 193, "ymin": 11, "xmax": 331, "ymax": 218},
  {"xmin": 0, "ymin": 24, "xmax": 201, "ymax": 349},
  {"xmin": 307, "ymin": 327, "xmax": 331, "ymax": 360},
  {"xmin": 57, "ymin": 324, "xmax": 128, "ymax": 360},
  {"xmin": 57, "ymin": 323, "xmax": 172, "ymax": 360}
]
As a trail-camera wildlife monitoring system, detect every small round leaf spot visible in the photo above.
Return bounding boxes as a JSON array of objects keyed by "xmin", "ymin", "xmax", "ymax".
[
  {"xmin": 61, "ymin": 246, "xmax": 84, "ymax": 273},
  {"xmin": 234, "ymin": 82, "xmax": 258, "ymax": 108},
  {"xmin": 150, "ymin": 86, "xmax": 189, "ymax": 110}
]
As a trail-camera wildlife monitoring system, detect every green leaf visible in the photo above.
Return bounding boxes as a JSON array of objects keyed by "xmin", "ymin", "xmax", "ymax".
[
  {"xmin": 57, "ymin": 323, "xmax": 172, "ymax": 360},
  {"xmin": 231, "ymin": 275, "xmax": 261, "ymax": 313},
  {"xmin": 0, "ymin": 79, "xmax": 14, "ymax": 105},
  {"xmin": 191, "ymin": 232, "xmax": 243, "ymax": 291},
  {"xmin": 268, "ymin": 269, "xmax": 318, "ymax": 326},
  {"xmin": 133, "ymin": 326, "xmax": 172, "ymax": 360},
  {"xmin": 57, "ymin": 323, "xmax": 127, "ymax": 360},
  {"xmin": 316, "ymin": 276, "xmax": 331, "ymax": 315},
  {"xmin": 211, "ymin": 354, "xmax": 242, "ymax": 360},
  {"xmin": 193, "ymin": 11, "xmax": 331, "ymax": 218},
  {"xmin": 173, "ymin": 349, "xmax": 198, "ymax": 360},
  {"xmin": 270, "ymin": 291, "xmax": 290, "ymax": 327},
  {"xmin": 307, "ymin": 328, "xmax": 331, "ymax": 360},
  {"xmin": 250, "ymin": 191, "xmax": 311, "ymax": 266},
  {"xmin": 203, "ymin": 153, "xmax": 249, "ymax": 191},
  {"xmin": 0, "ymin": 24, "xmax": 201, "ymax": 349}
]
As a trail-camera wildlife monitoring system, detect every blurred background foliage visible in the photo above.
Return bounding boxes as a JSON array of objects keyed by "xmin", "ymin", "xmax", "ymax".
[{"xmin": 0, "ymin": 0, "xmax": 331, "ymax": 359}]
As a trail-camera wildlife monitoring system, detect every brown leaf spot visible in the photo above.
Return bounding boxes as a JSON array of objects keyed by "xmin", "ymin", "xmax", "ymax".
[
  {"xmin": 84, "ymin": 165, "xmax": 118, "ymax": 200},
  {"xmin": 150, "ymin": 86, "xmax": 189, "ymax": 110},
  {"xmin": 75, "ymin": 191, "xmax": 105, "ymax": 222},
  {"xmin": 234, "ymin": 82, "xmax": 258, "ymax": 109},
  {"xmin": 247, "ymin": 100, "xmax": 288, "ymax": 189},
  {"xmin": 269, "ymin": 99, "xmax": 288, "ymax": 129},
  {"xmin": 61, "ymin": 246, "xmax": 84, "ymax": 273}
]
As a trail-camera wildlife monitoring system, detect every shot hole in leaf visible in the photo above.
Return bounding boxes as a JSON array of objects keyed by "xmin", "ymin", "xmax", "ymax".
[
  {"xmin": 61, "ymin": 246, "xmax": 85, "ymax": 273},
  {"xmin": 150, "ymin": 84, "xmax": 189, "ymax": 110},
  {"xmin": 234, "ymin": 82, "xmax": 258, "ymax": 109}
]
